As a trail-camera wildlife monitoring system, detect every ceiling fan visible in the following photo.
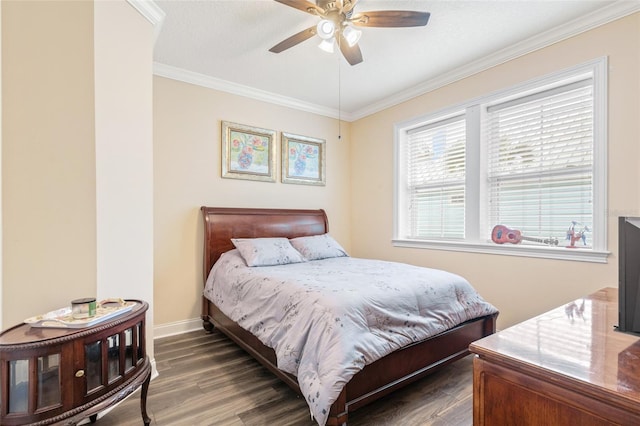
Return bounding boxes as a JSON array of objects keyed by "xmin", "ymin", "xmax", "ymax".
[{"xmin": 269, "ymin": 0, "xmax": 430, "ymax": 66}]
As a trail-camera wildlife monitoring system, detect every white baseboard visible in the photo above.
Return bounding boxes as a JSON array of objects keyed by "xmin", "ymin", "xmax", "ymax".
[
  {"xmin": 153, "ymin": 317, "xmax": 202, "ymax": 339},
  {"xmin": 150, "ymin": 357, "xmax": 159, "ymax": 380}
]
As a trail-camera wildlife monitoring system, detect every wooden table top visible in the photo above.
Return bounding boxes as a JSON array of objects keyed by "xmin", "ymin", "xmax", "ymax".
[
  {"xmin": 0, "ymin": 300, "xmax": 147, "ymax": 346},
  {"xmin": 470, "ymin": 287, "xmax": 640, "ymax": 405}
]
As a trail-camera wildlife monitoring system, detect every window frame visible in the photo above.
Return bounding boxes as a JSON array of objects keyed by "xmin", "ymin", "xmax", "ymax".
[{"xmin": 393, "ymin": 57, "xmax": 609, "ymax": 263}]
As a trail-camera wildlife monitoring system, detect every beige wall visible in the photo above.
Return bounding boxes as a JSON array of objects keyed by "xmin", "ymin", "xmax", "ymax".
[
  {"xmin": 153, "ymin": 77, "xmax": 352, "ymax": 327},
  {"xmin": 0, "ymin": 0, "xmax": 4, "ymax": 331},
  {"xmin": 94, "ymin": 0, "xmax": 156, "ymax": 358},
  {"xmin": 2, "ymin": 0, "xmax": 156, "ymax": 368},
  {"xmin": 2, "ymin": 0, "xmax": 97, "ymax": 325},
  {"xmin": 350, "ymin": 13, "xmax": 640, "ymax": 329}
]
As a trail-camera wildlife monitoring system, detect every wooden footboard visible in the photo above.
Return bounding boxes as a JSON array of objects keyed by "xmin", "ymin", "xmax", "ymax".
[
  {"xmin": 200, "ymin": 206, "xmax": 497, "ymax": 425},
  {"xmin": 203, "ymin": 300, "xmax": 497, "ymax": 425}
]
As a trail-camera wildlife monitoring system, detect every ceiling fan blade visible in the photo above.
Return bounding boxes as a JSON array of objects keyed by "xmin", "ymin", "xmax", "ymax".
[
  {"xmin": 269, "ymin": 26, "xmax": 317, "ymax": 53},
  {"xmin": 338, "ymin": 34, "xmax": 363, "ymax": 66},
  {"xmin": 274, "ymin": 0, "xmax": 324, "ymax": 16},
  {"xmin": 350, "ymin": 10, "xmax": 430, "ymax": 28}
]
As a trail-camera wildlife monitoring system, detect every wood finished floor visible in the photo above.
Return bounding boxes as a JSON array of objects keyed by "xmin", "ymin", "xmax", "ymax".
[{"xmin": 96, "ymin": 329, "xmax": 474, "ymax": 426}]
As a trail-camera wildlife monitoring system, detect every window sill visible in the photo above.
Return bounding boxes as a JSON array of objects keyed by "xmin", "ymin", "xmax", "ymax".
[{"xmin": 392, "ymin": 239, "xmax": 610, "ymax": 263}]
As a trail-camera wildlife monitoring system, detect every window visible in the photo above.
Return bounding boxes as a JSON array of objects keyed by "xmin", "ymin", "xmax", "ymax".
[
  {"xmin": 405, "ymin": 115, "xmax": 466, "ymax": 239},
  {"xmin": 394, "ymin": 58, "xmax": 608, "ymax": 262}
]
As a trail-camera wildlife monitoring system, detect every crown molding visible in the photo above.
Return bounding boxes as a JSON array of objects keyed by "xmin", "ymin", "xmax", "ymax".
[
  {"xmin": 153, "ymin": 62, "xmax": 354, "ymax": 121},
  {"xmin": 350, "ymin": 0, "xmax": 640, "ymax": 120},
  {"xmin": 126, "ymin": 0, "xmax": 166, "ymax": 43},
  {"xmin": 152, "ymin": 1, "xmax": 638, "ymax": 122}
]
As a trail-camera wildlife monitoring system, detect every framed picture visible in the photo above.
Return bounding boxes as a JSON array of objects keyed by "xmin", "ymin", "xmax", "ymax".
[
  {"xmin": 221, "ymin": 121, "xmax": 276, "ymax": 182},
  {"xmin": 281, "ymin": 133, "xmax": 326, "ymax": 186}
]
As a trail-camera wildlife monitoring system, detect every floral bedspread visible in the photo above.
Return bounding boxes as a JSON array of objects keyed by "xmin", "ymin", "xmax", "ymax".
[{"xmin": 204, "ymin": 250, "xmax": 498, "ymax": 426}]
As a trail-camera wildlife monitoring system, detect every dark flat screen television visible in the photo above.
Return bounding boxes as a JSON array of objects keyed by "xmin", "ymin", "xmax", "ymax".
[{"xmin": 617, "ymin": 216, "xmax": 640, "ymax": 335}]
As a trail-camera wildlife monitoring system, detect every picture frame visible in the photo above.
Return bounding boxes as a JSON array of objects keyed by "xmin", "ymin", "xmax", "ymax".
[
  {"xmin": 221, "ymin": 121, "xmax": 277, "ymax": 182},
  {"xmin": 281, "ymin": 132, "xmax": 326, "ymax": 186}
]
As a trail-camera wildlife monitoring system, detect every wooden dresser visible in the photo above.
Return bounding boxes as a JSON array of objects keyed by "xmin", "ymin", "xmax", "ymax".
[{"xmin": 470, "ymin": 287, "xmax": 640, "ymax": 425}]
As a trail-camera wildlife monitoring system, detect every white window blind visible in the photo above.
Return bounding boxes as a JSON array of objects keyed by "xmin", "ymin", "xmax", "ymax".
[
  {"xmin": 406, "ymin": 115, "xmax": 466, "ymax": 239},
  {"xmin": 486, "ymin": 79, "xmax": 594, "ymax": 246}
]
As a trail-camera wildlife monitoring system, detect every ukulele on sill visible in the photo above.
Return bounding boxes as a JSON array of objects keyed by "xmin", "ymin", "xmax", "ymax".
[{"xmin": 491, "ymin": 225, "xmax": 559, "ymax": 246}]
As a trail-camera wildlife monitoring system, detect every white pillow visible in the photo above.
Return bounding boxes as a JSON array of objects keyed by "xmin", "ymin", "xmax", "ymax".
[
  {"xmin": 289, "ymin": 233, "xmax": 349, "ymax": 261},
  {"xmin": 231, "ymin": 237, "xmax": 306, "ymax": 267}
]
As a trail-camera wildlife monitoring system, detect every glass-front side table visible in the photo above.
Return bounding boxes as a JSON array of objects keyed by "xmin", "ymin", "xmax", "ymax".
[{"xmin": 0, "ymin": 300, "xmax": 150, "ymax": 425}]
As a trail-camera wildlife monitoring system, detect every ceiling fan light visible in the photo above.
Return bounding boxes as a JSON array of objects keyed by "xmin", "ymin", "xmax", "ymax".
[
  {"xmin": 318, "ymin": 38, "xmax": 335, "ymax": 53},
  {"xmin": 316, "ymin": 19, "xmax": 335, "ymax": 40},
  {"xmin": 343, "ymin": 25, "xmax": 362, "ymax": 47}
]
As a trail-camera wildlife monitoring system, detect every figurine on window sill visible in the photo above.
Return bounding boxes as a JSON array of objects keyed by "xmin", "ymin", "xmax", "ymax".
[{"xmin": 566, "ymin": 221, "xmax": 590, "ymax": 248}]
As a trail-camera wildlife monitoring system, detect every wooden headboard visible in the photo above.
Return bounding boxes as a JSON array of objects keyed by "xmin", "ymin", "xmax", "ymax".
[{"xmin": 200, "ymin": 207, "xmax": 328, "ymax": 283}]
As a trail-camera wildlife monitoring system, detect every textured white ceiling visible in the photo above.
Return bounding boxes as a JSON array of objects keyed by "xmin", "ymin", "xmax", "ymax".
[{"xmin": 153, "ymin": 0, "xmax": 638, "ymax": 119}]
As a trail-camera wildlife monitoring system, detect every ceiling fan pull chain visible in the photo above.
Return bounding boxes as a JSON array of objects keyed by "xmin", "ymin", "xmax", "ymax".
[{"xmin": 337, "ymin": 34, "xmax": 342, "ymax": 140}]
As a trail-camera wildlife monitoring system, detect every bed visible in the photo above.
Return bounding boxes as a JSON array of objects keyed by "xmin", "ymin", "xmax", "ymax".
[{"xmin": 200, "ymin": 206, "xmax": 498, "ymax": 426}]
